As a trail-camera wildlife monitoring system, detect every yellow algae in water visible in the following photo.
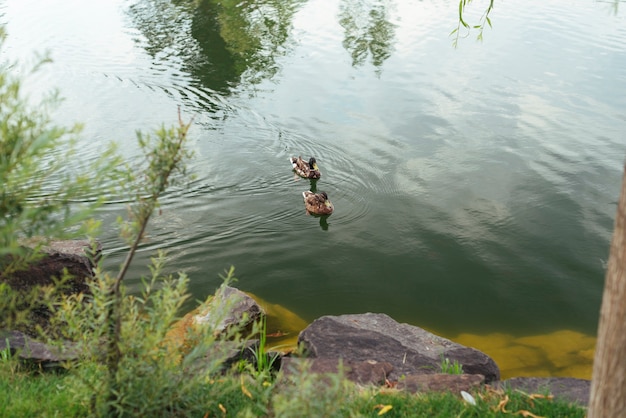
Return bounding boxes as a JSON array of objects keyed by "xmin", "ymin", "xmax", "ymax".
[
  {"xmin": 454, "ymin": 332, "xmax": 546, "ymax": 379},
  {"xmin": 244, "ymin": 291, "xmax": 309, "ymax": 350},
  {"xmin": 452, "ymin": 330, "xmax": 595, "ymax": 380},
  {"xmin": 455, "ymin": 332, "xmax": 513, "ymax": 350},
  {"xmin": 515, "ymin": 329, "xmax": 595, "ymax": 378}
]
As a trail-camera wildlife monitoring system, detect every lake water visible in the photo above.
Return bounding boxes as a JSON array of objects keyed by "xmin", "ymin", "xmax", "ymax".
[{"xmin": 1, "ymin": 0, "xmax": 625, "ymax": 379}]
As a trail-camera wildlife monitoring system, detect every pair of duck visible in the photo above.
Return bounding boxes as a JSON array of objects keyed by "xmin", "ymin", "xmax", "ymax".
[{"xmin": 290, "ymin": 156, "xmax": 334, "ymax": 215}]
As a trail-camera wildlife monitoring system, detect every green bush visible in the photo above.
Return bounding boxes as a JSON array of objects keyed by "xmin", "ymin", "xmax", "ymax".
[{"xmin": 270, "ymin": 361, "xmax": 358, "ymax": 418}]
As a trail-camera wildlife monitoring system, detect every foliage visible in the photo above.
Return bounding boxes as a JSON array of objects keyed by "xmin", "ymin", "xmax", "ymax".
[
  {"xmin": 0, "ymin": 24, "xmax": 264, "ymax": 415},
  {"xmin": 36, "ymin": 107, "xmax": 269, "ymax": 415},
  {"xmin": 0, "ymin": 338, "xmax": 15, "ymax": 376},
  {"xmin": 245, "ymin": 314, "xmax": 282, "ymax": 380},
  {"xmin": 269, "ymin": 360, "xmax": 358, "ymax": 418},
  {"xmin": 0, "ymin": 368, "xmax": 88, "ymax": 417},
  {"xmin": 440, "ymin": 354, "xmax": 464, "ymax": 375},
  {"xmin": 451, "ymin": 0, "xmax": 495, "ymax": 47},
  {"xmin": 1, "ymin": 279, "xmax": 55, "ymax": 333},
  {"xmin": 53, "ymin": 262, "xmax": 266, "ymax": 417},
  {"xmin": 42, "ymin": 110, "xmax": 260, "ymax": 416},
  {"xmin": 104, "ymin": 110, "xmax": 194, "ymax": 401}
]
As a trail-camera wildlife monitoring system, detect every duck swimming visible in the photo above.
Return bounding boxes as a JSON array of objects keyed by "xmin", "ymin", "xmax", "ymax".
[
  {"xmin": 290, "ymin": 156, "xmax": 321, "ymax": 179},
  {"xmin": 302, "ymin": 191, "xmax": 334, "ymax": 215}
]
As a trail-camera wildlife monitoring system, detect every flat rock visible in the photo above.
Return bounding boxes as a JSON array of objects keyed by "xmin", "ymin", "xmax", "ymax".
[
  {"xmin": 495, "ymin": 377, "xmax": 591, "ymax": 406},
  {"xmin": 280, "ymin": 357, "xmax": 394, "ymax": 386},
  {"xmin": 396, "ymin": 373, "xmax": 485, "ymax": 394},
  {"xmin": 0, "ymin": 330, "xmax": 78, "ymax": 364},
  {"xmin": 298, "ymin": 313, "xmax": 500, "ymax": 383}
]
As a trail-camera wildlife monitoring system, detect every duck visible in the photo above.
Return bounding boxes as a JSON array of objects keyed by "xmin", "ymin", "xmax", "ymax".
[
  {"xmin": 290, "ymin": 156, "xmax": 321, "ymax": 179},
  {"xmin": 302, "ymin": 191, "xmax": 334, "ymax": 215}
]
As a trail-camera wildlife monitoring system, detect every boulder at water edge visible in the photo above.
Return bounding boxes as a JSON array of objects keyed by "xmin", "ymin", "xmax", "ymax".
[{"xmin": 298, "ymin": 312, "xmax": 500, "ymax": 383}]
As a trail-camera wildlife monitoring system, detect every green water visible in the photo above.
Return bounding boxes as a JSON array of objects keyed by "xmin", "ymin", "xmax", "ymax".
[{"xmin": 1, "ymin": 0, "xmax": 624, "ymax": 376}]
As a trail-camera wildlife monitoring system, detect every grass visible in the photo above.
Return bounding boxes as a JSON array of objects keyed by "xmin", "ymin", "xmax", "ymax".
[
  {"xmin": 0, "ymin": 368, "xmax": 87, "ymax": 417},
  {"xmin": 0, "ymin": 359, "xmax": 587, "ymax": 418},
  {"xmin": 355, "ymin": 389, "xmax": 585, "ymax": 417},
  {"xmin": 249, "ymin": 315, "xmax": 282, "ymax": 378},
  {"xmin": 440, "ymin": 354, "xmax": 464, "ymax": 375}
]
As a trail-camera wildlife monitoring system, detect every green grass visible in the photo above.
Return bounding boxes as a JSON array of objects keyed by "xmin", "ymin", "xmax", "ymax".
[
  {"xmin": 249, "ymin": 315, "xmax": 282, "ymax": 379},
  {"xmin": 0, "ymin": 368, "xmax": 87, "ymax": 417},
  {"xmin": 440, "ymin": 354, "xmax": 464, "ymax": 375},
  {"xmin": 1, "ymin": 359, "xmax": 586, "ymax": 418},
  {"xmin": 354, "ymin": 389, "xmax": 585, "ymax": 418}
]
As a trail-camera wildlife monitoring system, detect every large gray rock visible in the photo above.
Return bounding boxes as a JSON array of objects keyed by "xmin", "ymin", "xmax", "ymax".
[{"xmin": 298, "ymin": 313, "xmax": 500, "ymax": 383}]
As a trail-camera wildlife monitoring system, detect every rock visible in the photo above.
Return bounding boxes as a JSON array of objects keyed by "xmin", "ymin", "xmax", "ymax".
[
  {"xmin": 193, "ymin": 285, "xmax": 264, "ymax": 333},
  {"xmin": 280, "ymin": 357, "xmax": 394, "ymax": 386},
  {"xmin": 166, "ymin": 285, "xmax": 266, "ymax": 369},
  {"xmin": 298, "ymin": 313, "xmax": 500, "ymax": 383},
  {"xmin": 495, "ymin": 377, "xmax": 591, "ymax": 406},
  {"xmin": 0, "ymin": 330, "xmax": 78, "ymax": 366},
  {"xmin": 396, "ymin": 373, "xmax": 485, "ymax": 394},
  {"xmin": 3, "ymin": 239, "xmax": 99, "ymax": 295},
  {"xmin": 2, "ymin": 239, "xmax": 100, "ymax": 336}
]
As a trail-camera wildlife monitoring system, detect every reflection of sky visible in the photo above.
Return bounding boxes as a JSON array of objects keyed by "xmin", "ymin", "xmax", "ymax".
[
  {"xmin": 3, "ymin": 0, "xmax": 141, "ymax": 72},
  {"xmin": 2, "ymin": 0, "xmax": 623, "ymax": 205},
  {"xmin": 248, "ymin": 0, "xmax": 626, "ymax": 261},
  {"xmin": 278, "ymin": 0, "xmax": 626, "ymax": 121},
  {"xmin": 1, "ymin": 0, "xmax": 179, "ymax": 158}
]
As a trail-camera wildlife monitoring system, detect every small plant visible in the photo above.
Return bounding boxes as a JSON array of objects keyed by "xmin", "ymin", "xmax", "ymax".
[
  {"xmin": 246, "ymin": 314, "xmax": 281, "ymax": 380},
  {"xmin": 440, "ymin": 353, "xmax": 464, "ymax": 375},
  {"xmin": 0, "ymin": 337, "xmax": 22, "ymax": 377},
  {"xmin": 1, "ymin": 339, "xmax": 11, "ymax": 363},
  {"xmin": 270, "ymin": 360, "xmax": 357, "ymax": 418}
]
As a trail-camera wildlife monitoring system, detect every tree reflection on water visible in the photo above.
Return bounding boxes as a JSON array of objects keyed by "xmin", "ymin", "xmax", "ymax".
[{"xmin": 127, "ymin": 0, "xmax": 398, "ymax": 94}]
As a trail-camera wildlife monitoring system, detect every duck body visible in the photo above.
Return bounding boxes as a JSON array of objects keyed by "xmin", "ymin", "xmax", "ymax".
[
  {"xmin": 290, "ymin": 156, "xmax": 321, "ymax": 179},
  {"xmin": 302, "ymin": 191, "xmax": 334, "ymax": 215}
]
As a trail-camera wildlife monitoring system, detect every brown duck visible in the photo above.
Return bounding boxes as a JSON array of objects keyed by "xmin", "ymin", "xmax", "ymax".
[
  {"xmin": 290, "ymin": 156, "xmax": 321, "ymax": 179},
  {"xmin": 302, "ymin": 191, "xmax": 334, "ymax": 215}
]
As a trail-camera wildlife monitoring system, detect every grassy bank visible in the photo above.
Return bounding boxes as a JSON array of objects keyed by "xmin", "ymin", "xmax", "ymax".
[{"xmin": 0, "ymin": 361, "xmax": 586, "ymax": 418}]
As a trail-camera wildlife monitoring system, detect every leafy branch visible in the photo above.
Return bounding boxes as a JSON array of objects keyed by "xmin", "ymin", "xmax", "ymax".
[
  {"xmin": 105, "ymin": 108, "xmax": 194, "ymax": 413},
  {"xmin": 451, "ymin": 0, "xmax": 495, "ymax": 47}
]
